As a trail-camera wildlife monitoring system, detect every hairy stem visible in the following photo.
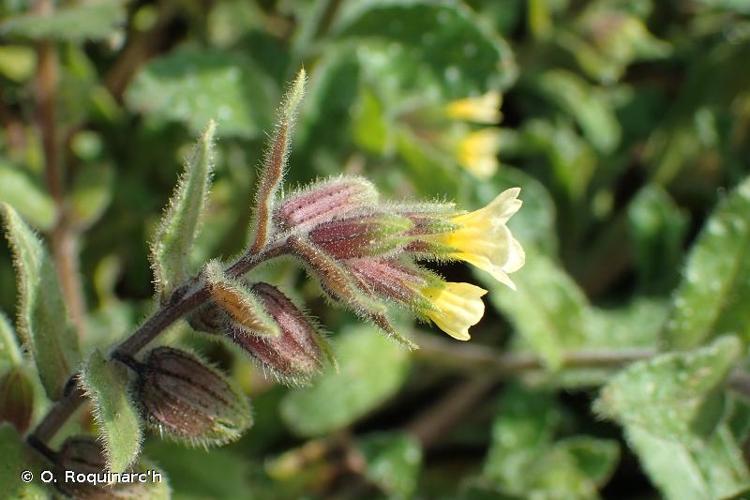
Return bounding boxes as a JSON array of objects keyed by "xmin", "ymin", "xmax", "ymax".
[{"xmin": 28, "ymin": 242, "xmax": 285, "ymax": 451}]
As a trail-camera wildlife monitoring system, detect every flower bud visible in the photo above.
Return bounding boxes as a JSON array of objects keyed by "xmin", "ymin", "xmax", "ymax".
[
  {"xmin": 274, "ymin": 176, "xmax": 378, "ymax": 232},
  {"xmin": 230, "ymin": 282, "xmax": 333, "ymax": 385},
  {"xmin": 308, "ymin": 214, "xmax": 412, "ymax": 259},
  {"xmin": 55, "ymin": 436, "xmax": 169, "ymax": 499},
  {"xmin": 0, "ymin": 366, "xmax": 34, "ymax": 434},
  {"xmin": 187, "ymin": 303, "xmax": 227, "ymax": 335},
  {"xmin": 137, "ymin": 347, "xmax": 252, "ymax": 446}
]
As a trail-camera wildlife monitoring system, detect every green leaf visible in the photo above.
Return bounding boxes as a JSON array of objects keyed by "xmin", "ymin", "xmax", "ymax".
[
  {"xmin": 558, "ymin": 437, "xmax": 620, "ymax": 487},
  {"xmin": 628, "ymin": 186, "xmax": 688, "ymax": 293},
  {"xmin": 150, "ymin": 121, "xmax": 216, "ymax": 300},
  {"xmin": 0, "ymin": 424, "xmax": 49, "ymax": 499},
  {"xmin": 358, "ymin": 432, "xmax": 423, "ymax": 499},
  {"xmin": 0, "ymin": 312, "xmax": 22, "ymax": 367},
  {"xmin": 625, "ymin": 423, "xmax": 750, "ymax": 500},
  {"xmin": 126, "ymin": 49, "xmax": 275, "ymax": 138},
  {"xmin": 596, "ymin": 336, "xmax": 741, "ymax": 440},
  {"xmin": 335, "ymin": 0, "xmax": 517, "ymax": 96},
  {"xmin": 281, "ymin": 325, "xmax": 410, "ymax": 437},
  {"xmin": 483, "ymin": 385, "xmax": 618, "ymax": 498},
  {"xmin": 0, "ymin": 0, "xmax": 125, "ymax": 42},
  {"xmin": 534, "ymin": 69, "xmax": 621, "ymax": 153},
  {"xmin": 663, "ymin": 178, "xmax": 750, "ymax": 349},
  {"xmin": 484, "ymin": 249, "xmax": 590, "ymax": 369},
  {"xmin": 1, "ymin": 204, "xmax": 80, "ymax": 400},
  {"xmin": 69, "ymin": 163, "xmax": 113, "ymax": 230},
  {"xmin": 0, "ymin": 162, "xmax": 55, "ymax": 231},
  {"xmin": 80, "ymin": 350, "xmax": 142, "ymax": 473}
]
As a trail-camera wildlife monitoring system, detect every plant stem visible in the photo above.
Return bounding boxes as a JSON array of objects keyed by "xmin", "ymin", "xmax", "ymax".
[
  {"xmin": 28, "ymin": 244, "xmax": 283, "ymax": 450},
  {"xmin": 411, "ymin": 331, "xmax": 656, "ymax": 376},
  {"xmin": 34, "ymin": 0, "xmax": 88, "ymax": 339},
  {"xmin": 412, "ymin": 331, "xmax": 750, "ymax": 400}
]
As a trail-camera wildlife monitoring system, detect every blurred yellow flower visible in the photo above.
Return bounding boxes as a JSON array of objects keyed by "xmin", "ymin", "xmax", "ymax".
[
  {"xmin": 444, "ymin": 91, "xmax": 502, "ymax": 124},
  {"xmin": 455, "ymin": 128, "xmax": 501, "ymax": 179},
  {"xmin": 421, "ymin": 282, "xmax": 487, "ymax": 340},
  {"xmin": 435, "ymin": 187, "xmax": 525, "ymax": 289}
]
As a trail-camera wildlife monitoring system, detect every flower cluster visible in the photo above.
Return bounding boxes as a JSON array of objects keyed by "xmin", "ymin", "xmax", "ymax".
[{"xmin": 180, "ymin": 74, "xmax": 525, "ymax": 388}]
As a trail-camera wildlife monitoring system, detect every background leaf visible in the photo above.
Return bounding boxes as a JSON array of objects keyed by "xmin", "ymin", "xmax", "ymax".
[
  {"xmin": 126, "ymin": 49, "xmax": 276, "ymax": 138},
  {"xmin": 0, "ymin": 0, "xmax": 125, "ymax": 42},
  {"xmin": 663, "ymin": 178, "xmax": 750, "ymax": 349},
  {"xmin": 281, "ymin": 325, "xmax": 410, "ymax": 437}
]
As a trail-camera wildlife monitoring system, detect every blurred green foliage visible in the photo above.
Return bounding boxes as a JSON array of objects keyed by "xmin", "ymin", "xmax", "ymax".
[{"xmin": 2, "ymin": 0, "xmax": 750, "ymax": 498}]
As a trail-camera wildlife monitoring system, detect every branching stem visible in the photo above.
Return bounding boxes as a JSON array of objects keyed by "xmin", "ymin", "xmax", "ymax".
[{"xmin": 27, "ymin": 240, "xmax": 287, "ymax": 451}]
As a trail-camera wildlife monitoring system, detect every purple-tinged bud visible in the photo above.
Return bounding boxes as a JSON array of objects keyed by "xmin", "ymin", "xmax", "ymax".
[
  {"xmin": 274, "ymin": 176, "xmax": 378, "ymax": 232},
  {"xmin": 0, "ymin": 366, "xmax": 34, "ymax": 434},
  {"xmin": 346, "ymin": 258, "xmax": 436, "ymax": 313},
  {"xmin": 230, "ymin": 282, "xmax": 333, "ymax": 385},
  {"xmin": 308, "ymin": 214, "xmax": 412, "ymax": 259},
  {"xmin": 136, "ymin": 347, "xmax": 252, "ymax": 447},
  {"xmin": 54, "ymin": 436, "xmax": 169, "ymax": 499}
]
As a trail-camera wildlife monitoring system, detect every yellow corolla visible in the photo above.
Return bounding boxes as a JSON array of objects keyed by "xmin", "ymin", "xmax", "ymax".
[
  {"xmin": 421, "ymin": 282, "xmax": 487, "ymax": 340},
  {"xmin": 455, "ymin": 128, "xmax": 501, "ymax": 179},
  {"xmin": 436, "ymin": 188, "xmax": 525, "ymax": 290},
  {"xmin": 444, "ymin": 91, "xmax": 502, "ymax": 124}
]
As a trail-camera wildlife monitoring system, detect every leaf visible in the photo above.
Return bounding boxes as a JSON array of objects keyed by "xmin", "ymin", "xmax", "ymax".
[
  {"xmin": 280, "ymin": 325, "xmax": 410, "ymax": 437},
  {"xmin": 69, "ymin": 163, "xmax": 114, "ymax": 229},
  {"xmin": 0, "ymin": 0, "xmax": 125, "ymax": 42},
  {"xmin": 482, "ymin": 385, "xmax": 618, "ymax": 498},
  {"xmin": 0, "ymin": 312, "xmax": 22, "ymax": 368},
  {"xmin": 335, "ymin": 0, "xmax": 517, "ymax": 97},
  {"xmin": 558, "ymin": 437, "xmax": 620, "ymax": 487},
  {"xmin": 534, "ymin": 69, "xmax": 621, "ymax": 153},
  {"xmin": 0, "ymin": 424, "xmax": 49, "ymax": 499},
  {"xmin": 0, "ymin": 162, "xmax": 55, "ymax": 231},
  {"xmin": 484, "ymin": 248, "xmax": 590, "ymax": 369},
  {"xmin": 358, "ymin": 432, "xmax": 423, "ymax": 499},
  {"xmin": 596, "ymin": 336, "xmax": 741, "ymax": 440},
  {"xmin": 80, "ymin": 350, "xmax": 142, "ymax": 473},
  {"xmin": 663, "ymin": 178, "xmax": 750, "ymax": 349},
  {"xmin": 628, "ymin": 186, "xmax": 688, "ymax": 293},
  {"xmin": 625, "ymin": 423, "xmax": 750, "ymax": 500},
  {"xmin": 1, "ymin": 204, "xmax": 80, "ymax": 400},
  {"xmin": 151, "ymin": 121, "xmax": 216, "ymax": 300},
  {"xmin": 126, "ymin": 49, "xmax": 275, "ymax": 138}
]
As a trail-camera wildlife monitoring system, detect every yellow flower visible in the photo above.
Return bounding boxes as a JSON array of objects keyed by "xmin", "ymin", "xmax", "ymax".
[
  {"xmin": 444, "ymin": 91, "xmax": 502, "ymax": 124},
  {"xmin": 421, "ymin": 282, "xmax": 487, "ymax": 340},
  {"xmin": 435, "ymin": 188, "xmax": 525, "ymax": 290},
  {"xmin": 455, "ymin": 128, "xmax": 501, "ymax": 178}
]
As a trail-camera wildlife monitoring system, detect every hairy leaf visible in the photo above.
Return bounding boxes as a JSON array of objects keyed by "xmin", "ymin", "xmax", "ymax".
[
  {"xmin": 663, "ymin": 178, "xmax": 750, "ymax": 349},
  {"xmin": 1, "ymin": 204, "xmax": 80, "ymax": 400},
  {"xmin": 281, "ymin": 325, "xmax": 410, "ymax": 436},
  {"xmin": 0, "ymin": 312, "xmax": 22, "ymax": 368},
  {"xmin": 80, "ymin": 350, "xmax": 142, "ymax": 473},
  {"xmin": 597, "ymin": 336, "xmax": 740, "ymax": 439},
  {"xmin": 151, "ymin": 121, "xmax": 216, "ymax": 300}
]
